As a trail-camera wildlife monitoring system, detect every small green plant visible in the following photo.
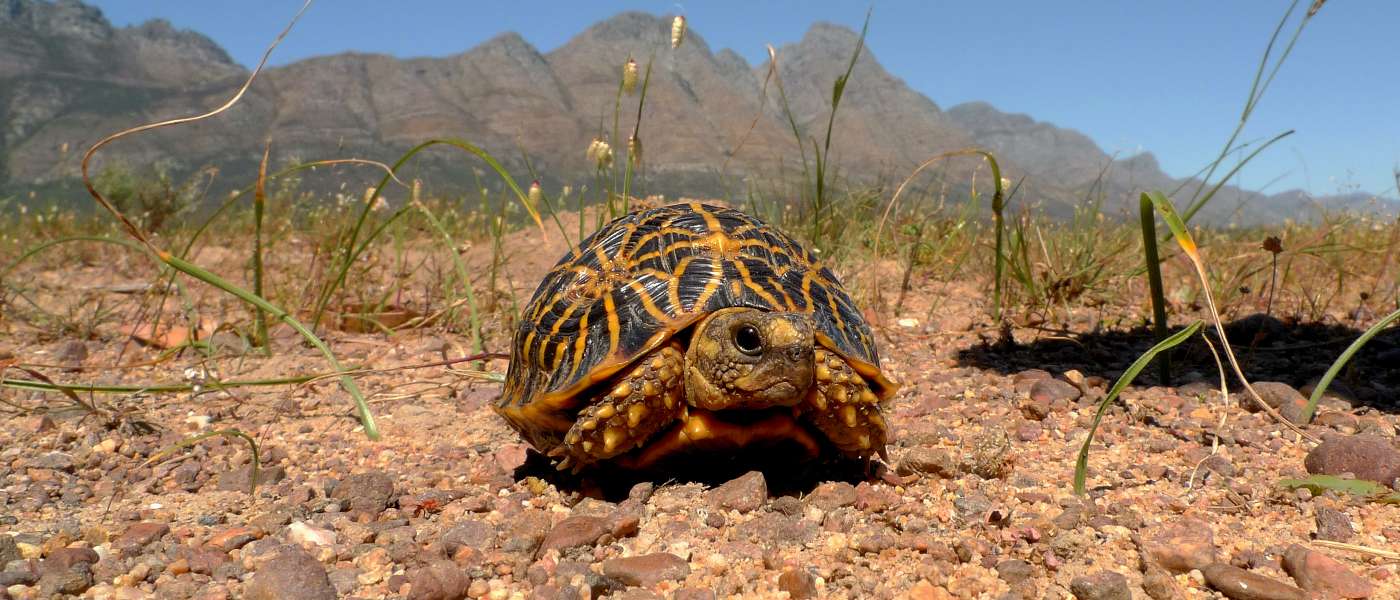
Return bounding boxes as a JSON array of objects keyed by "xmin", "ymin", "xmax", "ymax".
[
  {"xmin": 1279, "ymin": 474, "xmax": 1400, "ymax": 505},
  {"xmin": 1075, "ymin": 320, "xmax": 1203, "ymax": 495},
  {"xmin": 92, "ymin": 162, "xmax": 204, "ymax": 232},
  {"xmin": 1140, "ymin": 194, "xmax": 1171, "ymax": 384},
  {"xmin": 767, "ymin": 9, "xmax": 872, "ymax": 254},
  {"xmin": 1301, "ymin": 306, "xmax": 1400, "ymax": 422}
]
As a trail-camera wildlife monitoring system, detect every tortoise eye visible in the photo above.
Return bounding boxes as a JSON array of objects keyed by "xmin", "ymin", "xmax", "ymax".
[{"xmin": 734, "ymin": 324, "xmax": 763, "ymax": 356}]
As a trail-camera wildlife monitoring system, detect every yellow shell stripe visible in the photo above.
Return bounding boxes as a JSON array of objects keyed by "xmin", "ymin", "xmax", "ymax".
[
  {"xmin": 666, "ymin": 255, "xmax": 693, "ymax": 312},
  {"xmin": 691, "ymin": 257, "xmax": 724, "ymax": 310},
  {"xmin": 800, "ymin": 270, "xmax": 816, "ymax": 312},
  {"xmin": 548, "ymin": 301, "xmax": 580, "ymax": 336},
  {"xmin": 603, "ymin": 292, "xmax": 621, "ymax": 355},
  {"xmin": 772, "ymin": 278, "xmax": 799, "ymax": 311},
  {"xmin": 625, "ymin": 279, "xmax": 671, "ymax": 322},
  {"xmin": 730, "ymin": 258, "xmax": 781, "ymax": 307},
  {"xmin": 520, "ymin": 329, "xmax": 537, "ymax": 373},
  {"xmin": 691, "ymin": 202, "xmax": 723, "ymax": 232},
  {"xmin": 823, "ymin": 271, "xmax": 848, "ymax": 338},
  {"xmin": 566, "ymin": 307, "xmax": 590, "ymax": 380}
]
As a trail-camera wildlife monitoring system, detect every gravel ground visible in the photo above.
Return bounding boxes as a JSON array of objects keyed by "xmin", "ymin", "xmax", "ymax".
[
  {"xmin": 2, "ymin": 218, "xmax": 1399, "ymax": 599},
  {"xmin": 3, "ymin": 307, "xmax": 1398, "ymax": 600}
]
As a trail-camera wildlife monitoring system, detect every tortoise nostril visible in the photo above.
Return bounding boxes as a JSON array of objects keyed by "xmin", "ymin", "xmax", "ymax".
[{"xmin": 785, "ymin": 347, "xmax": 807, "ymax": 363}]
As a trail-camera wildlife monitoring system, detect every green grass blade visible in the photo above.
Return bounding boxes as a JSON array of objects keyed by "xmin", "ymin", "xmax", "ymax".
[
  {"xmin": 1279, "ymin": 474, "xmax": 1384, "ymax": 497},
  {"xmin": 252, "ymin": 145, "xmax": 270, "ymax": 352},
  {"xmin": 1301, "ymin": 306, "xmax": 1400, "ymax": 422},
  {"xmin": 1074, "ymin": 320, "xmax": 1204, "ymax": 495},
  {"xmin": 1, "ymin": 373, "xmax": 323, "ymax": 395},
  {"xmin": 2, "ymin": 236, "xmax": 148, "ymax": 281},
  {"xmin": 1139, "ymin": 194, "xmax": 1172, "ymax": 384},
  {"xmin": 1144, "ymin": 191, "xmax": 1196, "ymax": 257},
  {"xmin": 1180, "ymin": 130, "xmax": 1294, "ymax": 224},
  {"xmin": 161, "ymin": 252, "xmax": 379, "ymax": 440},
  {"xmin": 991, "ymin": 173, "xmax": 1006, "ymax": 321}
]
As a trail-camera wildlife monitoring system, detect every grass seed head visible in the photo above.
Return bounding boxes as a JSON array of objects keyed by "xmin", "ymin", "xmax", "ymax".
[
  {"xmin": 671, "ymin": 15, "xmax": 686, "ymax": 49},
  {"xmin": 622, "ymin": 57, "xmax": 639, "ymax": 95},
  {"xmin": 628, "ymin": 135, "xmax": 643, "ymax": 166},
  {"xmin": 528, "ymin": 180, "xmax": 543, "ymax": 207},
  {"xmin": 587, "ymin": 137, "xmax": 614, "ymax": 169}
]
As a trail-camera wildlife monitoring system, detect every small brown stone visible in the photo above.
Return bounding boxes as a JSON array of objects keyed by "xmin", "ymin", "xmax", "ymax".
[
  {"xmin": 778, "ymin": 567, "xmax": 818, "ymax": 599},
  {"xmin": 1069, "ymin": 571, "xmax": 1131, "ymax": 600},
  {"xmin": 244, "ymin": 545, "xmax": 336, "ymax": 600},
  {"xmin": 407, "ymin": 560, "xmax": 470, "ymax": 600},
  {"xmin": 1201, "ymin": 563, "xmax": 1307, "ymax": 600},
  {"xmin": 601, "ymin": 553, "xmax": 690, "ymax": 588},
  {"xmin": 114, "ymin": 522, "xmax": 169, "ymax": 553},
  {"xmin": 1281, "ymin": 544, "xmax": 1373, "ymax": 599},
  {"xmin": 1304, "ymin": 434, "xmax": 1400, "ymax": 484},
  {"xmin": 707, "ymin": 471, "xmax": 767, "ymax": 514},
  {"xmin": 207, "ymin": 526, "xmax": 261, "ymax": 552},
  {"xmin": 804, "ymin": 481, "xmax": 857, "ymax": 510},
  {"xmin": 537, "ymin": 516, "xmax": 609, "ymax": 555},
  {"xmin": 1143, "ymin": 518, "xmax": 1217, "ymax": 574}
]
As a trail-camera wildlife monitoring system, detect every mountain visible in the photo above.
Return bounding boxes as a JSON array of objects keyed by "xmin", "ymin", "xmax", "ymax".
[{"xmin": 1, "ymin": 0, "xmax": 1393, "ymax": 224}]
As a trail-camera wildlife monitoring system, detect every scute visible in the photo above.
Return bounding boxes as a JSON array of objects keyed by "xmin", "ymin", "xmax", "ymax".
[{"xmin": 497, "ymin": 202, "xmax": 890, "ymax": 444}]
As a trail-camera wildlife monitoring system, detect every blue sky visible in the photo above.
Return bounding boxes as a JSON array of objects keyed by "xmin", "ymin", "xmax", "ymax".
[{"xmin": 90, "ymin": 1, "xmax": 1399, "ymax": 198}]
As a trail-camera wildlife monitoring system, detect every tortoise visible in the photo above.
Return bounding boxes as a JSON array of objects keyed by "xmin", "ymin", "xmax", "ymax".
[{"xmin": 495, "ymin": 202, "xmax": 897, "ymax": 472}]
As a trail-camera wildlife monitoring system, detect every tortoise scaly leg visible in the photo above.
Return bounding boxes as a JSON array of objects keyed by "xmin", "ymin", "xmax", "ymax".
[
  {"xmin": 800, "ymin": 347, "xmax": 890, "ymax": 459},
  {"xmin": 552, "ymin": 345, "xmax": 686, "ymax": 473}
]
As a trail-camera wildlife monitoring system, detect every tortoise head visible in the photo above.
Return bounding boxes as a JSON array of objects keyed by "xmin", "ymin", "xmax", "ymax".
[{"xmin": 684, "ymin": 307, "xmax": 814, "ymax": 411}]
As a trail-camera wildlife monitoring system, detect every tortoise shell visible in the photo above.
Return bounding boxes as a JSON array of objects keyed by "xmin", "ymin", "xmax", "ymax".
[{"xmin": 496, "ymin": 202, "xmax": 894, "ymax": 446}]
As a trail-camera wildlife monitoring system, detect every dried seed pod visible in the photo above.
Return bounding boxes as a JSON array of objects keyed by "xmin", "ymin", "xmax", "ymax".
[
  {"xmin": 528, "ymin": 180, "xmax": 543, "ymax": 207},
  {"xmin": 671, "ymin": 15, "xmax": 686, "ymax": 49},
  {"xmin": 627, "ymin": 135, "xmax": 643, "ymax": 166},
  {"xmin": 622, "ymin": 57, "xmax": 638, "ymax": 94}
]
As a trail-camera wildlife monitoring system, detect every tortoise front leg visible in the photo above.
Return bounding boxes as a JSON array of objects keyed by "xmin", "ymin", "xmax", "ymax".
[
  {"xmin": 800, "ymin": 347, "xmax": 890, "ymax": 459},
  {"xmin": 552, "ymin": 344, "xmax": 686, "ymax": 472}
]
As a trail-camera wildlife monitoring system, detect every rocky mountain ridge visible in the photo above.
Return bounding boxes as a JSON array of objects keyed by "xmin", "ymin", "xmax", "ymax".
[{"xmin": 1, "ymin": 0, "xmax": 1390, "ymax": 224}]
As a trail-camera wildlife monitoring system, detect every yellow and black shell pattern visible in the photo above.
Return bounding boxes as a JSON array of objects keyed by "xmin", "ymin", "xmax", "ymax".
[{"xmin": 496, "ymin": 202, "xmax": 895, "ymax": 447}]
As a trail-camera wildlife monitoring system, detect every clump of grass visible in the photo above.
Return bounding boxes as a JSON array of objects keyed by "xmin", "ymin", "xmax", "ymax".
[
  {"xmin": 1133, "ymin": 0, "xmax": 1323, "ymax": 384},
  {"xmin": 73, "ymin": 0, "xmax": 385, "ymax": 438},
  {"xmin": 1301, "ymin": 305, "xmax": 1400, "ymax": 422},
  {"xmin": 1146, "ymin": 191, "xmax": 1318, "ymax": 442}
]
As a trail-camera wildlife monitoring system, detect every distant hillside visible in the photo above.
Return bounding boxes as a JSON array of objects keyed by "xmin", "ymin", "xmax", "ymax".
[{"xmin": 1, "ymin": 0, "xmax": 1393, "ymax": 224}]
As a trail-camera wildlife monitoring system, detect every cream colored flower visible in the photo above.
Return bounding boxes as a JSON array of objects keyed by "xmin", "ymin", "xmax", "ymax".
[{"xmin": 587, "ymin": 138, "xmax": 614, "ymax": 169}]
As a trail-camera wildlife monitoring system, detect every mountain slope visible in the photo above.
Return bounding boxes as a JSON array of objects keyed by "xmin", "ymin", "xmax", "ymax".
[{"xmin": 1, "ymin": 0, "xmax": 1391, "ymax": 224}]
